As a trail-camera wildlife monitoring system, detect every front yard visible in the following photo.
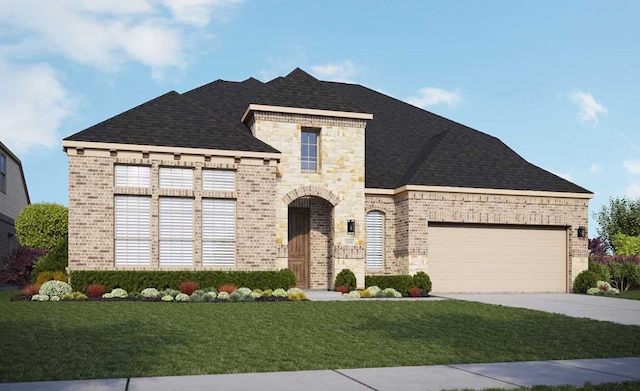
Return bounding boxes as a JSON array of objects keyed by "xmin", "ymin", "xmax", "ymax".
[
  {"xmin": 1, "ymin": 290, "xmax": 639, "ymax": 383},
  {"xmin": 619, "ymin": 290, "xmax": 640, "ymax": 300}
]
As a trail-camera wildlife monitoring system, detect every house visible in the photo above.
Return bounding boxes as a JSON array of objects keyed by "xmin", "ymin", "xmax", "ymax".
[
  {"xmin": 0, "ymin": 142, "xmax": 30, "ymax": 259},
  {"xmin": 62, "ymin": 68, "xmax": 592, "ymax": 293}
]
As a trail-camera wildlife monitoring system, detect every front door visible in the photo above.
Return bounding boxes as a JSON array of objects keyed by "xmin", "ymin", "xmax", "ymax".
[{"xmin": 288, "ymin": 208, "xmax": 310, "ymax": 288}]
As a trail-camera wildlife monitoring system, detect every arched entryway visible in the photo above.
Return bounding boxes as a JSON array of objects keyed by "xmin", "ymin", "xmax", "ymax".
[{"xmin": 287, "ymin": 196, "xmax": 334, "ymax": 289}]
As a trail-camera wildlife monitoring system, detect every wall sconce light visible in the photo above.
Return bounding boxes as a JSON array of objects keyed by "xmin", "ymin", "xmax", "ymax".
[
  {"xmin": 347, "ymin": 220, "xmax": 355, "ymax": 235},
  {"xmin": 577, "ymin": 226, "xmax": 586, "ymax": 238}
]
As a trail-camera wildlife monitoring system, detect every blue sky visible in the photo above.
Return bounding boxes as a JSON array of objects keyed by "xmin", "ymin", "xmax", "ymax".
[{"xmin": 1, "ymin": 0, "xmax": 639, "ymax": 236}]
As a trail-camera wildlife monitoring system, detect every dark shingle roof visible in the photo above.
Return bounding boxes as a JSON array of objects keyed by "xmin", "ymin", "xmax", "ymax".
[
  {"xmin": 66, "ymin": 68, "xmax": 590, "ymax": 194},
  {"xmin": 251, "ymin": 68, "xmax": 367, "ymax": 114},
  {"xmin": 64, "ymin": 91, "xmax": 279, "ymax": 154}
]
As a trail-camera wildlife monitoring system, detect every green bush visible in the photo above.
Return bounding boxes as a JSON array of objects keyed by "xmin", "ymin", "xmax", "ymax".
[
  {"xmin": 589, "ymin": 259, "xmax": 611, "ymax": 283},
  {"xmin": 609, "ymin": 261, "xmax": 640, "ymax": 291},
  {"xmin": 412, "ymin": 272, "xmax": 432, "ymax": 295},
  {"xmin": 611, "ymin": 233, "xmax": 640, "ymax": 256},
  {"xmin": 334, "ymin": 269, "xmax": 357, "ymax": 291},
  {"xmin": 31, "ymin": 238, "xmax": 68, "ymax": 281},
  {"xmin": 15, "ymin": 203, "xmax": 68, "ymax": 250},
  {"xmin": 69, "ymin": 269, "xmax": 297, "ymax": 292},
  {"xmin": 365, "ymin": 275, "xmax": 413, "ymax": 296},
  {"xmin": 573, "ymin": 270, "xmax": 599, "ymax": 293}
]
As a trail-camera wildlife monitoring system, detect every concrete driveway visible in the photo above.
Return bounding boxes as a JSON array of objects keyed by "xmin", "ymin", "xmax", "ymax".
[{"xmin": 439, "ymin": 293, "xmax": 640, "ymax": 326}]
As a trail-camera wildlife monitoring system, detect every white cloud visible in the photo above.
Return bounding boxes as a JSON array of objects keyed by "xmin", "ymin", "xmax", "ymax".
[
  {"xmin": 626, "ymin": 182, "xmax": 640, "ymax": 198},
  {"xmin": 406, "ymin": 87, "xmax": 461, "ymax": 109},
  {"xmin": 624, "ymin": 160, "xmax": 640, "ymax": 174},
  {"xmin": 0, "ymin": 0, "xmax": 242, "ymax": 152},
  {"xmin": 310, "ymin": 60, "xmax": 357, "ymax": 83},
  {"xmin": 590, "ymin": 163, "xmax": 602, "ymax": 173},
  {"xmin": 570, "ymin": 91, "xmax": 607, "ymax": 125},
  {"xmin": 0, "ymin": 60, "xmax": 74, "ymax": 153}
]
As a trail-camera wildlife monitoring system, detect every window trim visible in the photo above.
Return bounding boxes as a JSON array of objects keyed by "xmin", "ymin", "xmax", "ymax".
[
  {"xmin": 159, "ymin": 197, "xmax": 194, "ymax": 266},
  {"xmin": 300, "ymin": 128, "xmax": 320, "ymax": 173},
  {"xmin": 366, "ymin": 210, "xmax": 385, "ymax": 269},
  {"xmin": 202, "ymin": 198, "xmax": 236, "ymax": 267},
  {"xmin": 114, "ymin": 195, "xmax": 151, "ymax": 266}
]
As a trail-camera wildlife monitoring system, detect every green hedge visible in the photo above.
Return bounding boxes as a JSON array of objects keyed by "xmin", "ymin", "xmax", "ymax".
[
  {"xmin": 70, "ymin": 269, "xmax": 297, "ymax": 292},
  {"xmin": 365, "ymin": 273, "xmax": 433, "ymax": 296},
  {"xmin": 31, "ymin": 238, "xmax": 68, "ymax": 281}
]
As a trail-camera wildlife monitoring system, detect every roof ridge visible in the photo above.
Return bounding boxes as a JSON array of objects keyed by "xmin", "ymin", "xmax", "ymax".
[{"xmin": 396, "ymin": 130, "xmax": 449, "ymax": 187}]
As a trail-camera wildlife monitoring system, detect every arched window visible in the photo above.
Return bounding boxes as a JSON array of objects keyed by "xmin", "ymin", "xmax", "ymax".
[{"xmin": 366, "ymin": 211, "xmax": 384, "ymax": 269}]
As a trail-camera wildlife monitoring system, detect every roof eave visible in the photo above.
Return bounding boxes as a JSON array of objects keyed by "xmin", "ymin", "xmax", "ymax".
[{"xmin": 241, "ymin": 104, "xmax": 373, "ymax": 123}]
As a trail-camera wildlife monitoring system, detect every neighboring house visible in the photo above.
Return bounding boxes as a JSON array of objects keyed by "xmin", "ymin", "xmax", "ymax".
[
  {"xmin": 62, "ymin": 68, "xmax": 592, "ymax": 293},
  {"xmin": 0, "ymin": 142, "xmax": 30, "ymax": 259}
]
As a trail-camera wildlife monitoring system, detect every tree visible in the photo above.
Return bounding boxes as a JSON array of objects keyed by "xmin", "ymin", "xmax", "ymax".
[
  {"xmin": 588, "ymin": 236, "xmax": 611, "ymax": 255},
  {"xmin": 594, "ymin": 197, "xmax": 640, "ymax": 251},
  {"xmin": 15, "ymin": 203, "xmax": 68, "ymax": 250}
]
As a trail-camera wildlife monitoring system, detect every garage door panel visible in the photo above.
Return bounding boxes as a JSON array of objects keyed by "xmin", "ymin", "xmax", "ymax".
[{"xmin": 428, "ymin": 224, "xmax": 567, "ymax": 293}]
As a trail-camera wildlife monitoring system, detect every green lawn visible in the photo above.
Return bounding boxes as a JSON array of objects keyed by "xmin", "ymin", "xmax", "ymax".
[
  {"xmin": 618, "ymin": 290, "xmax": 640, "ymax": 300},
  {"xmin": 1, "ymin": 291, "xmax": 640, "ymax": 383}
]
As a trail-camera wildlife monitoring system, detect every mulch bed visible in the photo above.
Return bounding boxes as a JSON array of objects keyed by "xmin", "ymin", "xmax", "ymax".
[{"xmin": 11, "ymin": 295, "xmax": 294, "ymax": 302}]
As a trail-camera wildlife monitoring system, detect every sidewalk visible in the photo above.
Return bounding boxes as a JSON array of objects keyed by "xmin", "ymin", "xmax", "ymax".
[{"xmin": 1, "ymin": 357, "xmax": 638, "ymax": 391}]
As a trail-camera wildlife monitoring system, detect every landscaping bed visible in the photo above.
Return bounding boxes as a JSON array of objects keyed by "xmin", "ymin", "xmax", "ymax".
[{"xmin": 1, "ymin": 289, "xmax": 639, "ymax": 383}]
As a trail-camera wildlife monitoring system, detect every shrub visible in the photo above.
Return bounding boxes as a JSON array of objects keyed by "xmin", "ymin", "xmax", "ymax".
[
  {"xmin": 15, "ymin": 203, "xmax": 68, "ymax": 250},
  {"xmin": 262, "ymin": 289, "xmax": 273, "ymax": 297},
  {"xmin": 69, "ymin": 269, "xmax": 296, "ymax": 292},
  {"xmin": 62, "ymin": 293, "xmax": 75, "ymax": 301},
  {"xmin": 366, "ymin": 286, "xmax": 381, "ymax": 297},
  {"xmin": 376, "ymin": 288, "xmax": 402, "ymax": 298},
  {"xmin": 161, "ymin": 295, "xmax": 174, "ymax": 302},
  {"xmin": 609, "ymin": 261, "xmax": 640, "ymax": 291},
  {"xmin": 573, "ymin": 270, "xmax": 600, "ymax": 294},
  {"xmin": 175, "ymin": 293, "xmax": 190, "ymax": 302},
  {"xmin": 251, "ymin": 289, "xmax": 263, "ymax": 299},
  {"xmin": 286, "ymin": 288, "xmax": 306, "ymax": 301},
  {"xmin": 412, "ymin": 272, "xmax": 432, "ymax": 295},
  {"xmin": 50, "ymin": 296, "xmax": 61, "ymax": 302},
  {"xmin": 73, "ymin": 292, "xmax": 88, "ymax": 300},
  {"xmin": 229, "ymin": 287, "xmax": 255, "ymax": 302},
  {"xmin": 35, "ymin": 271, "xmax": 67, "ymax": 285},
  {"xmin": 217, "ymin": 291, "xmax": 229, "ymax": 301},
  {"xmin": 22, "ymin": 283, "xmax": 41, "ymax": 296},
  {"xmin": 335, "ymin": 285, "xmax": 350, "ymax": 294},
  {"xmin": 0, "ymin": 247, "xmax": 48, "ymax": 286},
  {"xmin": 86, "ymin": 284, "xmax": 106, "ymax": 298},
  {"xmin": 159, "ymin": 289, "xmax": 180, "ymax": 298},
  {"xmin": 203, "ymin": 292, "xmax": 217, "ymax": 302},
  {"xmin": 31, "ymin": 294, "xmax": 49, "ymax": 301},
  {"xmin": 587, "ymin": 281, "xmax": 620, "ymax": 296},
  {"xmin": 39, "ymin": 280, "xmax": 72, "ymax": 298},
  {"xmin": 365, "ymin": 275, "xmax": 413, "ymax": 296},
  {"xmin": 612, "ymin": 233, "xmax": 640, "ymax": 256},
  {"xmin": 141, "ymin": 288, "xmax": 160, "ymax": 298},
  {"xmin": 110, "ymin": 288, "xmax": 128, "ymax": 298},
  {"xmin": 334, "ymin": 269, "xmax": 356, "ymax": 291},
  {"xmin": 31, "ymin": 238, "xmax": 68, "ymax": 280},
  {"xmin": 218, "ymin": 284, "xmax": 237, "ymax": 294},
  {"xmin": 343, "ymin": 290, "xmax": 361, "ymax": 299},
  {"xmin": 179, "ymin": 281, "xmax": 200, "ymax": 295},
  {"xmin": 409, "ymin": 286, "xmax": 422, "ymax": 297},
  {"xmin": 586, "ymin": 287, "xmax": 599, "ymax": 295},
  {"xmin": 359, "ymin": 288, "xmax": 373, "ymax": 298},
  {"xmin": 272, "ymin": 288, "xmax": 287, "ymax": 298},
  {"xmin": 589, "ymin": 259, "xmax": 611, "ymax": 282},
  {"xmin": 128, "ymin": 292, "xmax": 141, "ymax": 299}
]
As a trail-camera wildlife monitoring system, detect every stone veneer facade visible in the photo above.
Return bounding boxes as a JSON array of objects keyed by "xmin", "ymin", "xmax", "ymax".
[
  {"xmin": 248, "ymin": 111, "xmax": 367, "ymax": 288},
  {"xmin": 364, "ymin": 191, "xmax": 589, "ymax": 290},
  {"xmin": 67, "ymin": 149, "xmax": 277, "ymax": 271}
]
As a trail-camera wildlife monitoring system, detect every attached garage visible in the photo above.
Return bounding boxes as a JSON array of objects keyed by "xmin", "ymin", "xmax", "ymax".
[{"xmin": 428, "ymin": 223, "xmax": 568, "ymax": 293}]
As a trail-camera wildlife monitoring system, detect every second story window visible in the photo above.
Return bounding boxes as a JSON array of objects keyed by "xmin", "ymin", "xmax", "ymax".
[
  {"xmin": 0, "ymin": 153, "xmax": 5, "ymax": 194},
  {"xmin": 301, "ymin": 129, "xmax": 318, "ymax": 172},
  {"xmin": 160, "ymin": 167, "xmax": 193, "ymax": 189}
]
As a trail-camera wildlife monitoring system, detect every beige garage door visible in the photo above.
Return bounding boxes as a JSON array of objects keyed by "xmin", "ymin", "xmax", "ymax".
[{"xmin": 428, "ymin": 224, "xmax": 567, "ymax": 293}]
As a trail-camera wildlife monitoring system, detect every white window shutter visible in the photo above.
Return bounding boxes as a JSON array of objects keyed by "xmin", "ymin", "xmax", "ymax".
[
  {"xmin": 114, "ymin": 196, "xmax": 150, "ymax": 265},
  {"xmin": 159, "ymin": 198, "xmax": 194, "ymax": 266},
  {"xmin": 202, "ymin": 199, "xmax": 235, "ymax": 267},
  {"xmin": 115, "ymin": 165, "xmax": 150, "ymax": 187},
  {"xmin": 159, "ymin": 167, "xmax": 193, "ymax": 189},
  {"xmin": 202, "ymin": 170, "xmax": 235, "ymax": 191},
  {"xmin": 366, "ymin": 211, "xmax": 384, "ymax": 269}
]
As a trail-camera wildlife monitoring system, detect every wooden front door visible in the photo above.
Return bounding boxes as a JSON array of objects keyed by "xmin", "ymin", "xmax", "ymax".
[{"xmin": 288, "ymin": 208, "xmax": 310, "ymax": 288}]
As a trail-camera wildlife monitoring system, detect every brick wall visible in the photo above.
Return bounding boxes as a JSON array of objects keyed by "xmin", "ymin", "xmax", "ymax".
[
  {"xmin": 67, "ymin": 153, "xmax": 277, "ymax": 271},
  {"xmin": 364, "ymin": 191, "xmax": 589, "ymax": 290}
]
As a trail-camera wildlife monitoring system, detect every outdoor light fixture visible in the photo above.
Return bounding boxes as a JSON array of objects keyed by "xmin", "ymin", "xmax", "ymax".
[
  {"xmin": 347, "ymin": 219, "xmax": 355, "ymax": 235},
  {"xmin": 577, "ymin": 226, "xmax": 586, "ymax": 238}
]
